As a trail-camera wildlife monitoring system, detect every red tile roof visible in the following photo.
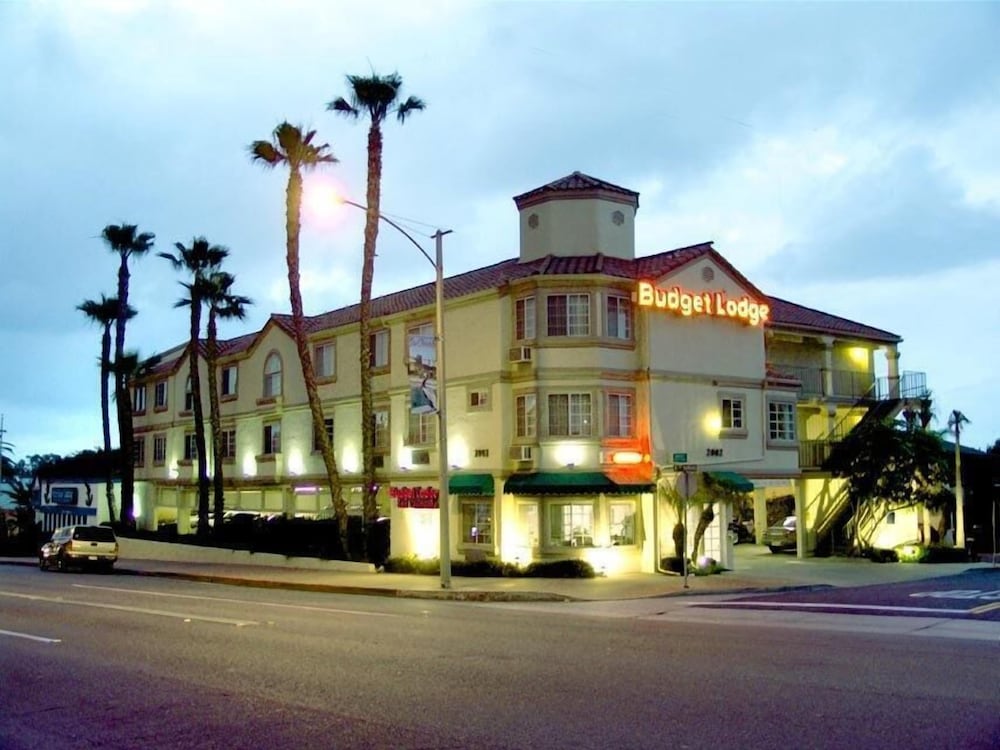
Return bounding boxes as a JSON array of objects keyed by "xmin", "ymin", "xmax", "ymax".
[
  {"xmin": 513, "ymin": 171, "xmax": 640, "ymax": 210},
  {"xmin": 153, "ymin": 243, "xmax": 900, "ymax": 364}
]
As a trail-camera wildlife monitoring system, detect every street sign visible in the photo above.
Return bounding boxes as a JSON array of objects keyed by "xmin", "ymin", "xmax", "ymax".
[
  {"xmin": 672, "ymin": 463, "xmax": 696, "ymax": 472},
  {"xmin": 671, "ymin": 452, "xmax": 688, "ymax": 463}
]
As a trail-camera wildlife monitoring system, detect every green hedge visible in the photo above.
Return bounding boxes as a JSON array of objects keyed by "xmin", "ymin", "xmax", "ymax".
[{"xmin": 383, "ymin": 556, "xmax": 595, "ymax": 578}]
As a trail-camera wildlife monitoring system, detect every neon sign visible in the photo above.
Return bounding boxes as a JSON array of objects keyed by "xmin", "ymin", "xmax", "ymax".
[
  {"xmin": 635, "ymin": 281, "xmax": 769, "ymax": 327},
  {"xmin": 390, "ymin": 486, "xmax": 440, "ymax": 509}
]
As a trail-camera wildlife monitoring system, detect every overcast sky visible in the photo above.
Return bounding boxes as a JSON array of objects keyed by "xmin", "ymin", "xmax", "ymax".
[{"xmin": 1, "ymin": 0, "xmax": 997, "ymax": 461}]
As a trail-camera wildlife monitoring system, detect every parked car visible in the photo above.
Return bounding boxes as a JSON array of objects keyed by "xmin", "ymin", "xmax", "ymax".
[
  {"xmin": 763, "ymin": 515, "xmax": 797, "ymax": 553},
  {"xmin": 727, "ymin": 519, "xmax": 754, "ymax": 545},
  {"xmin": 39, "ymin": 525, "xmax": 118, "ymax": 572}
]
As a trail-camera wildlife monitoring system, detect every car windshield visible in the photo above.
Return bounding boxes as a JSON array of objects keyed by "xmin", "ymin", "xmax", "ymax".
[{"xmin": 72, "ymin": 527, "xmax": 116, "ymax": 542}]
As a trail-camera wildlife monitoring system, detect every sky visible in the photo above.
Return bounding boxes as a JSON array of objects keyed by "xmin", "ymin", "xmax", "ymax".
[{"xmin": 1, "ymin": 0, "xmax": 998, "ymax": 461}]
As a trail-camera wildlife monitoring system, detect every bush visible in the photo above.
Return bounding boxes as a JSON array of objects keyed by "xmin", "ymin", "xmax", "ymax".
[
  {"xmin": 894, "ymin": 543, "xmax": 928, "ymax": 563},
  {"xmin": 868, "ymin": 548, "xmax": 899, "ymax": 563},
  {"xmin": 660, "ymin": 556, "xmax": 685, "ymax": 573},
  {"xmin": 523, "ymin": 559, "xmax": 595, "ymax": 578}
]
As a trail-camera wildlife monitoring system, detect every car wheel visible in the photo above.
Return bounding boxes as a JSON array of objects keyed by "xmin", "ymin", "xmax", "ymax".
[
  {"xmin": 56, "ymin": 553, "xmax": 68, "ymax": 572},
  {"xmin": 768, "ymin": 545, "xmax": 781, "ymax": 554},
  {"xmin": 727, "ymin": 529, "xmax": 739, "ymax": 544},
  {"xmin": 38, "ymin": 556, "xmax": 47, "ymax": 571}
]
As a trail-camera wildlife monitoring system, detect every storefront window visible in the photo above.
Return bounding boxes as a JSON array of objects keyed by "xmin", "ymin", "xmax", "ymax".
[
  {"xmin": 518, "ymin": 502, "xmax": 539, "ymax": 549},
  {"xmin": 547, "ymin": 502, "xmax": 594, "ymax": 547},
  {"xmin": 461, "ymin": 500, "xmax": 493, "ymax": 546},
  {"xmin": 609, "ymin": 501, "xmax": 637, "ymax": 546}
]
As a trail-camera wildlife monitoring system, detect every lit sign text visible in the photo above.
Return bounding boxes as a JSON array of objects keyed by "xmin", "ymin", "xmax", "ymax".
[
  {"xmin": 635, "ymin": 281, "xmax": 770, "ymax": 326},
  {"xmin": 390, "ymin": 486, "xmax": 440, "ymax": 509}
]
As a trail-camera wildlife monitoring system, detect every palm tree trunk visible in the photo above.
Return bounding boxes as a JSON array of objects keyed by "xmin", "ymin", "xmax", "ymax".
[
  {"xmin": 100, "ymin": 325, "xmax": 117, "ymax": 524},
  {"xmin": 359, "ymin": 123, "xmax": 384, "ymax": 534},
  {"xmin": 115, "ymin": 259, "xmax": 135, "ymax": 528},
  {"xmin": 189, "ymin": 304, "xmax": 210, "ymax": 537},
  {"xmin": 285, "ymin": 166, "xmax": 347, "ymax": 555},
  {"xmin": 207, "ymin": 311, "xmax": 225, "ymax": 537},
  {"xmin": 690, "ymin": 503, "xmax": 715, "ymax": 561}
]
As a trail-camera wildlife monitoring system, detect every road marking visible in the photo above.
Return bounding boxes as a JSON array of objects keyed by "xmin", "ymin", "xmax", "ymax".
[
  {"xmin": 0, "ymin": 590, "xmax": 258, "ymax": 626},
  {"xmin": 0, "ymin": 628, "xmax": 61, "ymax": 644},
  {"xmin": 703, "ymin": 601, "xmax": 972, "ymax": 615},
  {"xmin": 71, "ymin": 583, "xmax": 399, "ymax": 618},
  {"xmin": 970, "ymin": 602, "xmax": 1000, "ymax": 615}
]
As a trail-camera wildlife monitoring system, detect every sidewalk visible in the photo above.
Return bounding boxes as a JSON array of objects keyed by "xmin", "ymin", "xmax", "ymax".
[{"xmin": 4, "ymin": 541, "xmax": 994, "ymax": 602}]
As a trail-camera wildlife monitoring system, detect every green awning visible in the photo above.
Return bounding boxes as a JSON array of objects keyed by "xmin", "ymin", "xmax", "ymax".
[
  {"xmin": 504, "ymin": 471, "xmax": 654, "ymax": 496},
  {"xmin": 448, "ymin": 473, "xmax": 495, "ymax": 496},
  {"xmin": 705, "ymin": 471, "xmax": 754, "ymax": 493}
]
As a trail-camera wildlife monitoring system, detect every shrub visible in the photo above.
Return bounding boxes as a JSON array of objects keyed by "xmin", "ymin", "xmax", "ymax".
[
  {"xmin": 868, "ymin": 548, "xmax": 899, "ymax": 563},
  {"xmin": 660, "ymin": 556, "xmax": 685, "ymax": 573},
  {"xmin": 894, "ymin": 543, "xmax": 928, "ymax": 563},
  {"xmin": 523, "ymin": 558, "xmax": 596, "ymax": 578}
]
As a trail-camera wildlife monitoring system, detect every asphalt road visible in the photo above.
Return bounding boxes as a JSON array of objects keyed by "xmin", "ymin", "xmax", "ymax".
[{"xmin": 1, "ymin": 566, "xmax": 998, "ymax": 750}]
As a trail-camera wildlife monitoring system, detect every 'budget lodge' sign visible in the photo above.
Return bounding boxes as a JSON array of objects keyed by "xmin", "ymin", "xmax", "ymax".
[{"xmin": 635, "ymin": 281, "xmax": 770, "ymax": 327}]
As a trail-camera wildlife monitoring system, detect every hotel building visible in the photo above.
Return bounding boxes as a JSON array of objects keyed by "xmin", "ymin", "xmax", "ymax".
[{"xmin": 129, "ymin": 173, "xmax": 927, "ymax": 573}]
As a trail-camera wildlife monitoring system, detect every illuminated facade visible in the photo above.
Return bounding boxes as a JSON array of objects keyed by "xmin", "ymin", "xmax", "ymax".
[{"xmin": 130, "ymin": 172, "xmax": 923, "ymax": 572}]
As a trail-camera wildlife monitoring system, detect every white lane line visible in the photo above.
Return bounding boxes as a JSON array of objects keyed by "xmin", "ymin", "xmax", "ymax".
[
  {"xmin": 0, "ymin": 590, "xmax": 258, "ymax": 626},
  {"xmin": 71, "ymin": 583, "xmax": 399, "ymax": 618},
  {"xmin": 701, "ymin": 601, "xmax": 971, "ymax": 615},
  {"xmin": 0, "ymin": 628, "xmax": 61, "ymax": 644}
]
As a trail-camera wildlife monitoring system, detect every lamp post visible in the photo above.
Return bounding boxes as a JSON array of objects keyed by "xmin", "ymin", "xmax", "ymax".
[{"xmin": 339, "ymin": 199, "xmax": 453, "ymax": 588}]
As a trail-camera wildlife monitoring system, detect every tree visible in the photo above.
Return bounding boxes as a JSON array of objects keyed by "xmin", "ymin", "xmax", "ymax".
[
  {"xmin": 327, "ymin": 70, "xmax": 425, "ymax": 531},
  {"xmin": 249, "ymin": 123, "xmax": 347, "ymax": 552},
  {"xmin": 689, "ymin": 473, "xmax": 747, "ymax": 562},
  {"xmin": 101, "ymin": 223, "xmax": 155, "ymax": 527},
  {"xmin": 204, "ymin": 271, "xmax": 252, "ymax": 536},
  {"xmin": 159, "ymin": 238, "xmax": 229, "ymax": 537},
  {"xmin": 77, "ymin": 294, "xmax": 135, "ymax": 525},
  {"xmin": 827, "ymin": 417, "xmax": 952, "ymax": 551}
]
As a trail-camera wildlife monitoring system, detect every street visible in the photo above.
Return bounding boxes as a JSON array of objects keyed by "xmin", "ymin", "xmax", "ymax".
[{"xmin": 1, "ymin": 565, "xmax": 998, "ymax": 750}]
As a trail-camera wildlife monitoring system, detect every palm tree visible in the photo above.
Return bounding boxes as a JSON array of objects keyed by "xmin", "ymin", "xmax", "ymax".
[
  {"xmin": 204, "ymin": 271, "xmax": 252, "ymax": 536},
  {"xmin": 78, "ymin": 294, "xmax": 135, "ymax": 524},
  {"xmin": 249, "ymin": 123, "xmax": 347, "ymax": 551},
  {"xmin": 327, "ymin": 70, "xmax": 425, "ymax": 529},
  {"xmin": 160, "ymin": 238, "xmax": 229, "ymax": 537},
  {"xmin": 101, "ymin": 223, "xmax": 155, "ymax": 527}
]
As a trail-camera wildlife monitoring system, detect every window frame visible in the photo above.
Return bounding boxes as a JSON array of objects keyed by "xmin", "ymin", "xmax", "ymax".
[
  {"xmin": 183, "ymin": 375, "xmax": 194, "ymax": 413},
  {"xmin": 547, "ymin": 392, "xmax": 593, "ymax": 437},
  {"xmin": 719, "ymin": 392, "xmax": 748, "ymax": 437},
  {"xmin": 154, "ymin": 380, "xmax": 168, "ymax": 410},
  {"xmin": 605, "ymin": 293, "xmax": 633, "ymax": 340},
  {"xmin": 153, "ymin": 434, "xmax": 167, "ymax": 465},
  {"xmin": 767, "ymin": 399, "xmax": 797, "ymax": 443},
  {"xmin": 369, "ymin": 328, "xmax": 390, "ymax": 371},
  {"xmin": 220, "ymin": 429, "xmax": 237, "ymax": 460},
  {"xmin": 262, "ymin": 352, "xmax": 282, "ymax": 399},
  {"xmin": 314, "ymin": 341, "xmax": 336, "ymax": 380},
  {"xmin": 372, "ymin": 406, "xmax": 390, "ymax": 452},
  {"xmin": 515, "ymin": 393, "xmax": 537, "ymax": 439},
  {"xmin": 313, "ymin": 417, "xmax": 335, "ymax": 453},
  {"xmin": 407, "ymin": 410, "xmax": 436, "ymax": 446},
  {"xmin": 515, "ymin": 296, "xmax": 536, "ymax": 341},
  {"xmin": 546, "ymin": 292, "xmax": 591, "ymax": 337},
  {"xmin": 459, "ymin": 499, "xmax": 494, "ymax": 548},
  {"xmin": 132, "ymin": 384, "xmax": 147, "ymax": 414},
  {"xmin": 262, "ymin": 420, "xmax": 282, "ymax": 455},
  {"xmin": 133, "ymin": 435, "xmax": 146, "ymax": 468},
  {"xmin": 545, "ymin": 500, "xmax": 595, "ymax": 549},
  {"xmin": 221, "ymin": 365, "xmax": 238, "ymax": 399},
  {"xmin": 605, "ymin": 391, "xmax": 634, "ymax": 438},
  {"xmin": 183, "ymin": 432, "xmax": 197, "ymax": 461}
]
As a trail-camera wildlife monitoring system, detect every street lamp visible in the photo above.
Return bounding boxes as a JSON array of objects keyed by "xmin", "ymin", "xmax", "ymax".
[{"xmin": 339, "ymin": 199, "xmax": 453, "ymax": 588}]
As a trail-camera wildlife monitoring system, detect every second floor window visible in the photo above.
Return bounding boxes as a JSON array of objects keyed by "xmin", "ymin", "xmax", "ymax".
[
  {"xmin": 515, "ymin": 296, "xmax": 536, "ymax": 340},
  {"xmin": 154, "ymin": 381, "xmax": 168, "ymax": 409},
  {"xmin": 313, "ymin": 417, "xmax": 334, "ymax": 452},
  {"xmin": 547, "ymin": 293, "xmax": 590, "ymax": 337},
  {"xmin": 606, "ymin": 393, "xmax": 633, "ymax": 437},
  {"xmin": 314, "ymin": 342, "xmax": 335, "ymax": 379},
  {"xmin": 548, "ymin": 393, "xmax": 592, "ymax": 437},
  {"xmin": 132, "ymin": 385, "xmax": 147, "ymax": 413},
  {"xmin": 372, "ymin": 408, "xmax": 390, "ymax": 451},
  {"xmin": 263, "ymin": 353, "xmax": 282, "ymax": 398},
  {"xmin": 183, "ymin": 433, "xmax": 197, "ymax": 461},
  {"xmin": 369, "ymin": 329, "xmax": 390, "ymax": 369},
  {"xmin": 515, "ymin": 394, "xmax": 537, "ymax": 438},
  {"xmin": 407, "ymin": 411, "xmax": 436, "ymax": 446},
  {"xmin": 721, "ymin": 396, "xmax": 745, "ymax": 431},
  {"xmin": 768, "ymin": 401, "xmax": 796, "ymax": 442},
  {"xmin": 153, "ymin": 434, "xmax": 167, "ymax": 464},
  {"xmin": 220, "ymin": 429, "xmax": 237, "ymax": 459},
  {"xmin": 133, "ymin": 436, "xmax": 145, "ymax": 468},
  {"xmin": 262, "ymin": 421, "xmax": 281, "ymax": 454},
  {"xmin": 606, "ymin": 294, "xmax": 632, "ymax": 339},
  {"xmin": 221, "ymin": 365, "xmax": 238, "ymax": 397},
  {"xmin": 184, "ymin": 376, "xmax": 194, "ymax": 412}
]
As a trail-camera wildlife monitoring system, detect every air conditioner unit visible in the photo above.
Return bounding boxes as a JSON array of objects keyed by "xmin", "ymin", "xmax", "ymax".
[
  {"xmin": 508, "ymin": 346, "xmax": 532, "ymax": 364},
  {"xmin": 509, "ymin": 445, "xmax": 534, "ymax": 462}
]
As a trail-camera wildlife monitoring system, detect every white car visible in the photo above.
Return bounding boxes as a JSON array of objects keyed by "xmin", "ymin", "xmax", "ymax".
[{"xmin": 39, "ymin": 525, "xmax": 118, "ymax": 572}]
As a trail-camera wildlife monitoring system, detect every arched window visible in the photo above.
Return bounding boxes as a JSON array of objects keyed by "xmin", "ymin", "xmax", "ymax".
[{"xmin": 263, "ymin": 352, "xmax": 282, "ymax": 398}]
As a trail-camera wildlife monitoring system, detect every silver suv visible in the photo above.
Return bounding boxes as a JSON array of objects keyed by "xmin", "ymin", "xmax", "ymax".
[{"xmin": 39, "ymin": 525, "xmax": 118, "ymax": 572}]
